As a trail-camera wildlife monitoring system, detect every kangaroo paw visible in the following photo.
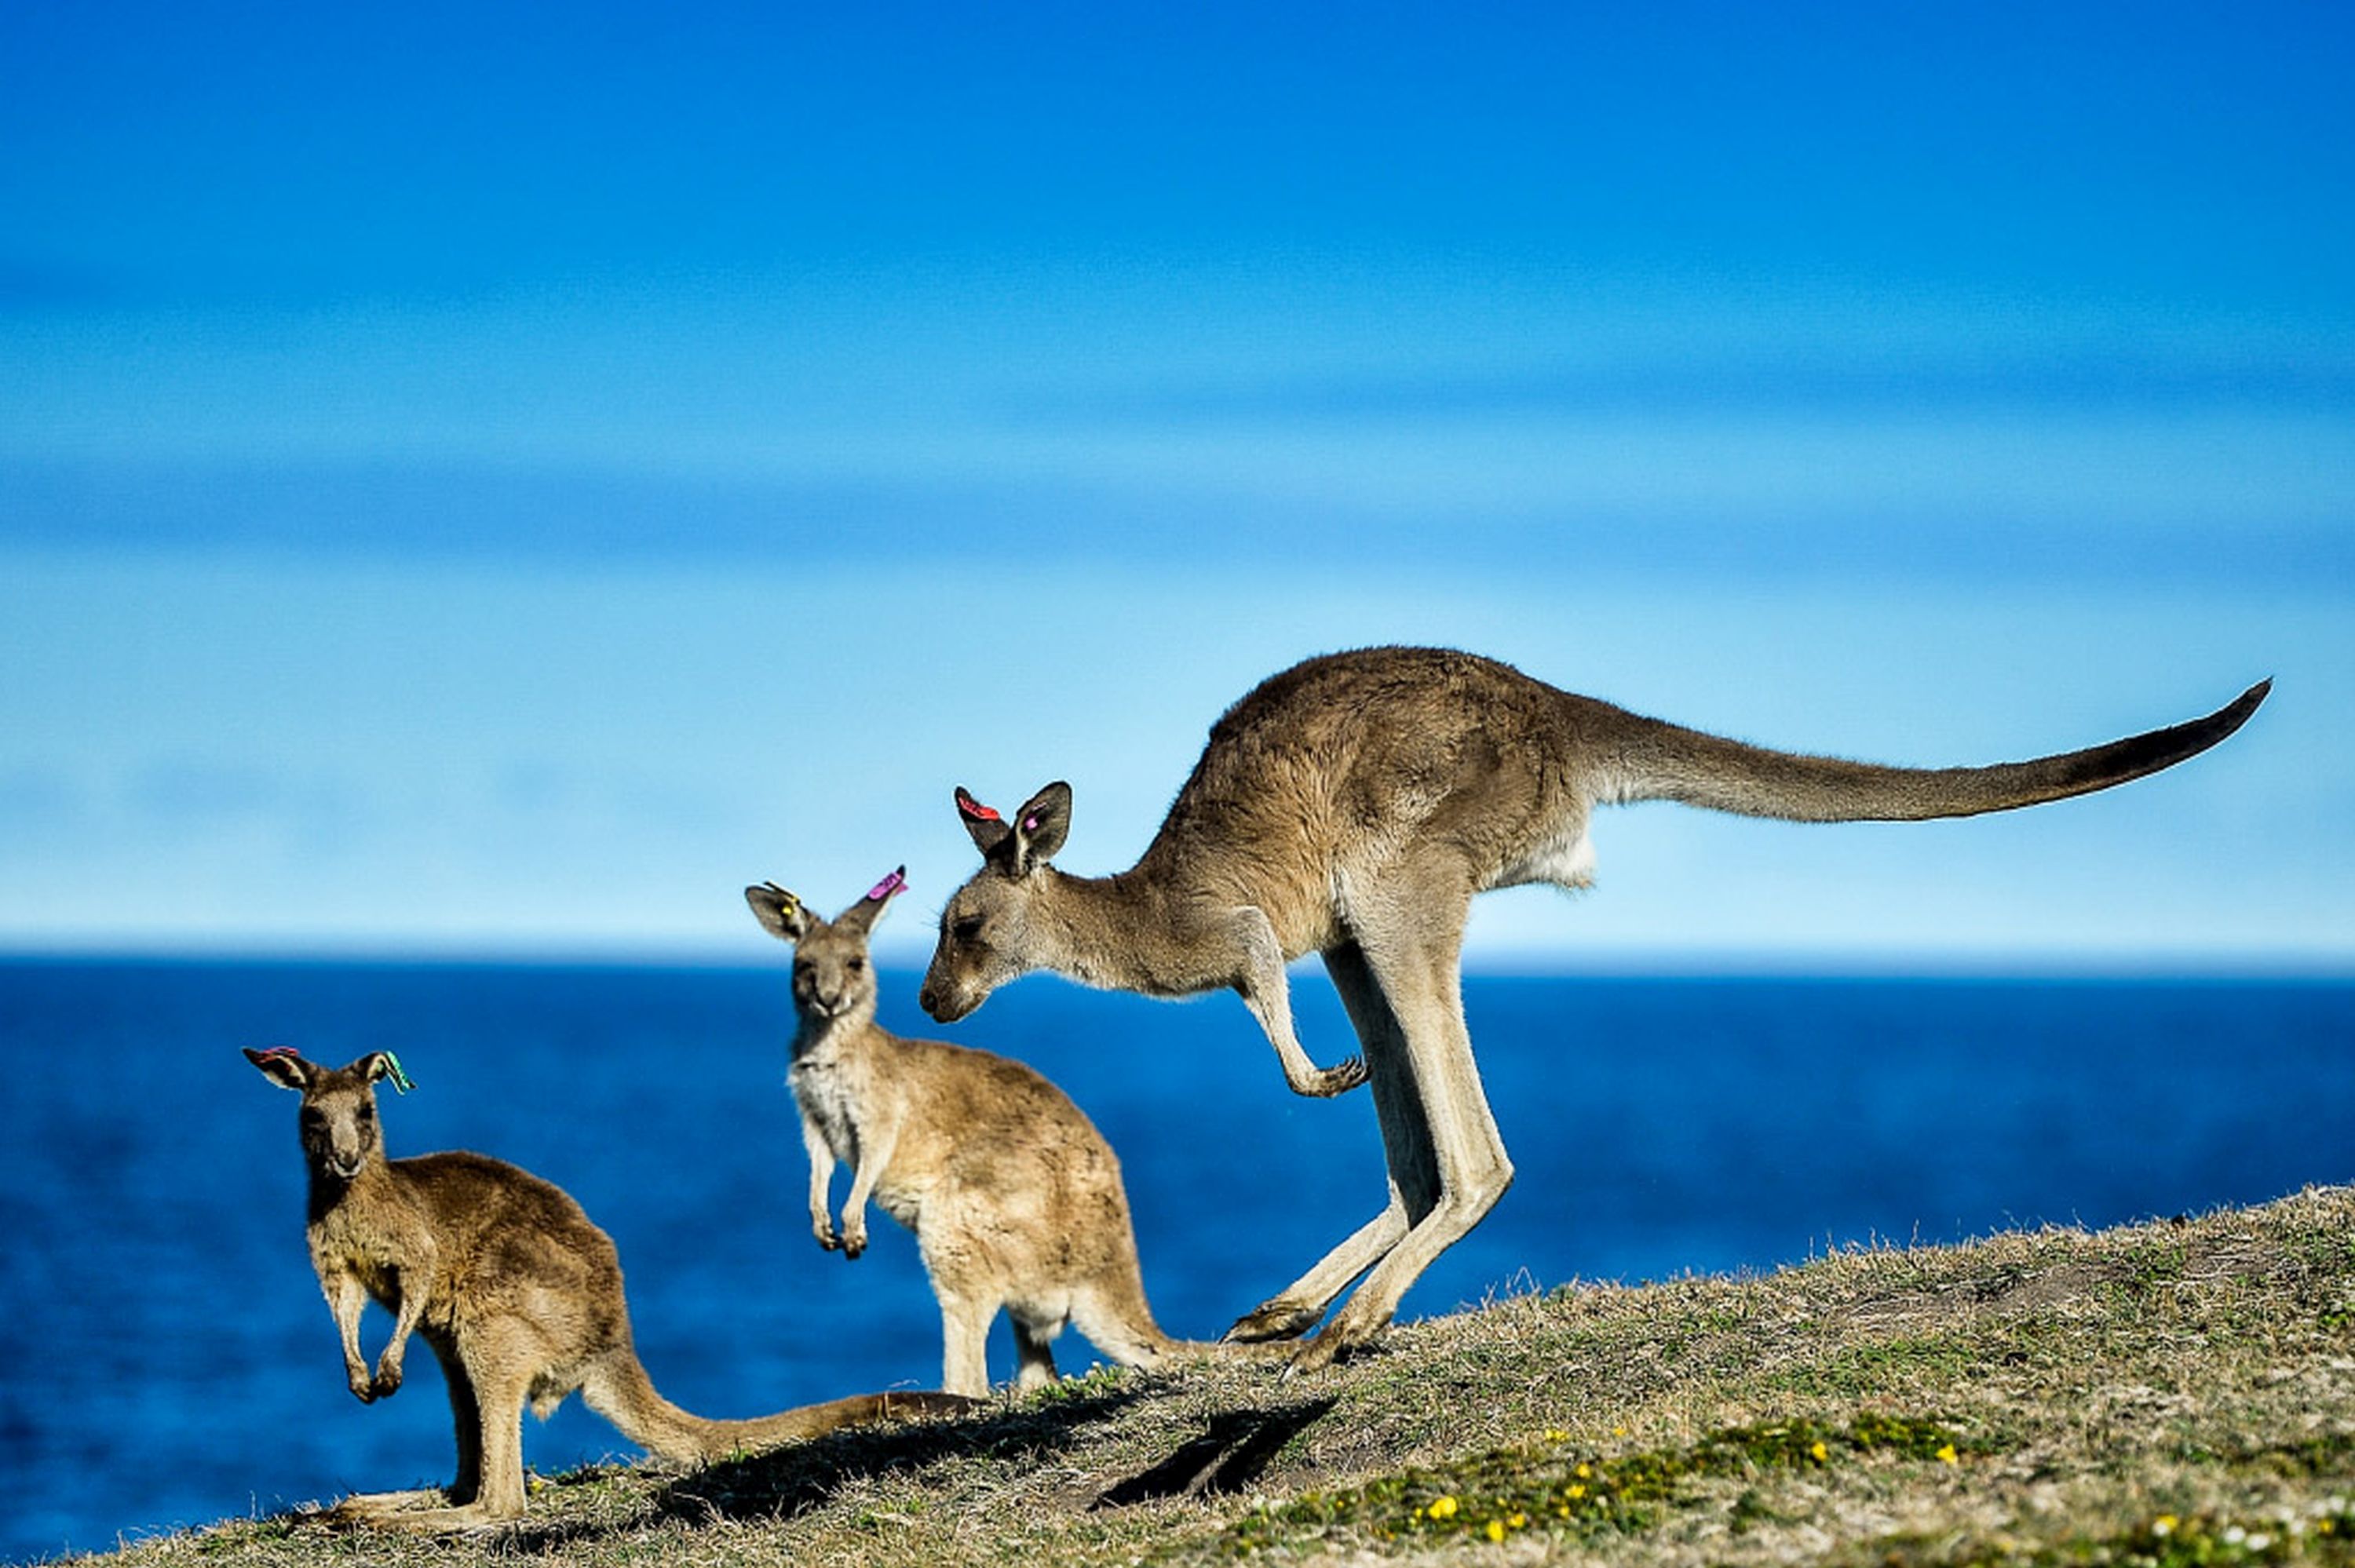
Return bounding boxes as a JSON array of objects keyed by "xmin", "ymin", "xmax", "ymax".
[{"xmin": 1287, "ymin": 1055, "xmax": 1367, "ymax": 1098}]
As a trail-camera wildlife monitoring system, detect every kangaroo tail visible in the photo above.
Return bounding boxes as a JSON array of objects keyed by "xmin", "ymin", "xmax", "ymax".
[
  {"xmin": 1598, "ymin": 680, "xmax": 2269, "ymax": 823},
  {"xmin": 1069, "ymin": 1269, "xmax": 1240, "ymax": 1371},
  {"xmin": 583, "ymin": 1351, "xmax": 978, "ymax": 1465}
]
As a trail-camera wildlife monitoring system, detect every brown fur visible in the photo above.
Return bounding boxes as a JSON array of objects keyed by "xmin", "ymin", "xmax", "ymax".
[
  {"xmin": 244, "ymin": 1047, "xmax": 974, "ymax": 1532},
  {"xmin": 747, "ymin": 871, "xmax": 1225, "ymax": 1397},
  {"xmin": 917, "ymin": 645, "xmax": 2270, "ymax": 1371}
]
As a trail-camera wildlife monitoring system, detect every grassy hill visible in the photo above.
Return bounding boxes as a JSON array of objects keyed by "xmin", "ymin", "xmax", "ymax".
[{"xmin": 85, "ymin": 1185, "xmax": 2355, "ymax": 1567}]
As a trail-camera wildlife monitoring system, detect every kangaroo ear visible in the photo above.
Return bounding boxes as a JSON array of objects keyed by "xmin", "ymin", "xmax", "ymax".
[
  {"xmin": 955, "ymin": 787, "xmax": 1013, "ymax": 858},
  {"xmin": 745, "ymin": 881, "xmax": 814, "ymax": 942},
  {"xmin": 244, "ymin": 1045, "xmax": 312, "ymax": 1091},
  {"xmin": 836, "ymin": 866, "xmax": 907, "ymax": 933},
  {"xmin": 357, "ymin": 1052, "xmax": 415, "ymax": 1093},
  {"xmin": 1010, "ymin": 781, "xmax": 1072, "ymax": 871}
]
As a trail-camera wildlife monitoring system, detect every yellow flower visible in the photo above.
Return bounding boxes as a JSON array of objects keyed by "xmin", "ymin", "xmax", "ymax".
[
  {"xmin": 2153, "ymin": 1515, "xmax": 2178, "ymax": 1537},
  {"xmin": 1485, "ymin": 1520, "xmax": 1506, "ymax": 1543},
  {"xmin": 1937, "ymin": 1443, "xmax": 1959, "ymax": 1465},
  {"xmin": 1612, "ymin": 1425, "xmax": 1628, "ymax": 1437},
  {"xmin": 1426, "ymin": 1495, "xmax": 1459, "ymax": 1521},
  {"xmin": 1568, "ymin": 1484, "xmax": 1586, "ymax": 1500},
  {"xmin": 1809, "ymin": 1440, "xmax": 1830, "ymax": 1463},
  {"xmin": 1510, "ymin": 1513, "xmax": 1526, "ymax": 1528},
  {"xmin": 1575, "ymin": 1462, "xmax": 1591, "ymax": 1479},
  {"xmin": 1543, "ymin": 1428, "xmax": 1568, "ymax": 1443}
]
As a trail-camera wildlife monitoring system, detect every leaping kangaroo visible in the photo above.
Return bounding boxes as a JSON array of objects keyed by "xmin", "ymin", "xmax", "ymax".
[
  {"xmin": 917, "ymin": 645, "xmax": 2270, "ymax": 1372},
  {"xmin": 245, "ymin": 1047, "xmax": 975, "ymax": 1531}
]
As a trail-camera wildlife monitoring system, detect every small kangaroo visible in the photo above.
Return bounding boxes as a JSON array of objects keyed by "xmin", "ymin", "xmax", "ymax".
[
  {"xmin": 747, "ymin": 868, "xmax": 1213, "ymax": 1398},
  {"xmin": 245, "ymin": 1046, "xmax": 974, "ymax": 1531},
  {"xmin": 917, "ymin": 645, "xmax": 2271, "ymax": 1372}
]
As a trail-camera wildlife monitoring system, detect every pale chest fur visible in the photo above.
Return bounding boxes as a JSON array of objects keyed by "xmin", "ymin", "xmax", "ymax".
[
  {"xmin": 308, "ymin": 1187, "xmax": 433, "ymax": 1311},
  {"xmin": 789, "ymin": 1053, "xmax": 865, "ymax": 1166},
  {"xmin": 790, "ymin": 1032, "xmax": 926, "ymax": 1226}
]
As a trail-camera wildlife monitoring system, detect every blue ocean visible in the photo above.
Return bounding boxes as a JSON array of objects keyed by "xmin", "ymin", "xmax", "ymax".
[{"xmin": 2, "ymin": 959, "xmax": 2348, "ymax": 1563}]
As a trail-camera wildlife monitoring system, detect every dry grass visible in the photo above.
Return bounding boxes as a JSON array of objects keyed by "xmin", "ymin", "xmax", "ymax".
[{"xmin": 82, "ymin": 1186, "xmax": 2355, "ymax": 1567}]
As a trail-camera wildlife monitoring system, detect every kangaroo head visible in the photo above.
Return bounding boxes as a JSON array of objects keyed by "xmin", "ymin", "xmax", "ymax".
[
  {"xmin": 244, "ymin": 1046, "xmax": 409, "ymax": 1182},
  {"xmin": 747, "ymin": 866, "xmax": 905, "ymax": 1026},
  {"xmin": 919, "ymin": 782, "xmax": 1070, "ymax": 1023}
]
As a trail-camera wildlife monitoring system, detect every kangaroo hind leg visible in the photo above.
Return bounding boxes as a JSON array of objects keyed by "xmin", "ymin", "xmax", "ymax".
[
  {"xmin": 1289, "ymin": 894, "xmax": 1511, "ymax": 1375},
  {"xmin": 1225, "ymin": 938, "xmax": 1424, "ymax": 1343},
  {"xmin": 346, "ymin": 1332, "xmax": 537, "ymax": 1531},
  {"xmin": 934, "ymin": 1287, "xmax": 996, "ymax": 1399},
  {"xmin": 1011, "ymin": 1313, "xmax": 1061, "ymax": 1391}
]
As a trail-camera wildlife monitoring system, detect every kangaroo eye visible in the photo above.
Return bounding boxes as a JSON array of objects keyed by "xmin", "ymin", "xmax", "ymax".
[
  {"xmin": 952, "ymin": 916, "xmax": 984, "ymax": 942},
  {"xmin": 847, "ymin": 956, "xmax": 866, "ymax": 973}
]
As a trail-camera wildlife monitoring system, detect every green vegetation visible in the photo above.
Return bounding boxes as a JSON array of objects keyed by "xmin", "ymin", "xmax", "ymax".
[{"xmin": 82, "ymin": 1186, "xmax": 2355, "ymax": 1567}]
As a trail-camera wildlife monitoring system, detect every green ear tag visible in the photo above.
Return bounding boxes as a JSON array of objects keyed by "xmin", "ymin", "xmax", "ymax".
[{"xmin": 381, "ymin": 1052, "xmax": 417, "ymax": 1095}]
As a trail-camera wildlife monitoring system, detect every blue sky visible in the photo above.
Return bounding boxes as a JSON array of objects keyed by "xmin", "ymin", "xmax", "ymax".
[{"xmin": 3, "ymin": 2, "xmax": 2350, "ymax": 965}]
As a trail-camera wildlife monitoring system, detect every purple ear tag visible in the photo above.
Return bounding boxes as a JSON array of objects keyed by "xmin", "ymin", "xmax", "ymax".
[{"xmin": 865, "ymin": 867, "xmax": 907, "ymax": 902}]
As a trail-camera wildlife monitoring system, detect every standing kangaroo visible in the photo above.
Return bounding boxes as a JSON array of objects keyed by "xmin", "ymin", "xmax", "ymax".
[
  {"xmin": 244, "ymin": 1046, "xmax": 974, "ymax": 1531},
  {"xmin": 747, "ymin": 868, "xmax": 1214, "ymax": 1398},
  {"xmin": 918, "ymin": 645, "xmax": 2271, "ymax": 1372}
]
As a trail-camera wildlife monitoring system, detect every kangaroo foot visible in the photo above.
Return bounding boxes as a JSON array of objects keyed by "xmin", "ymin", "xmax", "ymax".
[
  {"xmin": 1224, "ymin": 1297, "xmax": 1324, "ymax": 1343},
  {"xmin": 359, "ymin": 1502, "xmax": 522, "ymax": 1534},
  {"xmin": 1280, "ymin": 1329, "xmax": 1353, "ymax": 1379},
  {"xmin": 1281, "ymin": 1304, "xmax": 1396, "ymax": 1378},
  {"xmin": 319, "ymin": 1489, "xmax": 449, "ymax": 1525}
]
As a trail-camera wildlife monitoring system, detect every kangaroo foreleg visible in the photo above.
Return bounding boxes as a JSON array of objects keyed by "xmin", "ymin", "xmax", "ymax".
[
  {"xmin": 1232, "ymin": 906, "xmax": 1367, "ymax": 1098},
  {"xmin": 838, "ymin": 1116, "xmax": 901, "ymax": 1260},
  {"xmin": 326, "ymin": 1271, "xmax": 378, "ymax": 1403},
  {"xmin": 799, "ymin": 1116, "xmax": 842, "ymax": 1251},
  {"xmin": 371, "ymin": 1268, "xmax": 429, "ymax": 1399}
]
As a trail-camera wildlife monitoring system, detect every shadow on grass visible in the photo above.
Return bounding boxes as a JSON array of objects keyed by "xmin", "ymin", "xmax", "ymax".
[
  {"xmin": 1094, "ymin": 1397, "xmax": 1338, "ymax": 1508},
  {"xmin": 466, "ymin": 1387, "xmax": 1124, "ymax": 1541},
  {"xmin": 655, "ymin": 1387, "xmax": 1140, "ymax": 1525},
  {"xmin": 323, "ymin": 1391, "xmax": 1140, "ymax": 1555}
]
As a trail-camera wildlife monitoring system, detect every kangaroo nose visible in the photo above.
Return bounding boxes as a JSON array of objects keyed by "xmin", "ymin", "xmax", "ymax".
[{"xmin": 917, "ymin": 984, "xmax": 938, "ymax": 1015}]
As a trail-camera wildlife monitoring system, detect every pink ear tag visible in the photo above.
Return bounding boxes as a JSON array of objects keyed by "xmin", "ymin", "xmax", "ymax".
[
  {"xmin": 253, "ymin": 1045, "xmax": 300, "ymax": 1063},
  {"xmin": 1021, "ymin": 813, "xmax": 1042, "ymax": 833},
  {"xmin": 865, "ymin": 867, "xmax": 907, "ymax": 902}
]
